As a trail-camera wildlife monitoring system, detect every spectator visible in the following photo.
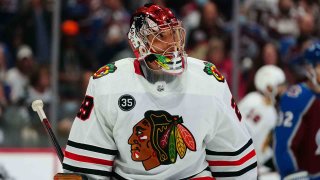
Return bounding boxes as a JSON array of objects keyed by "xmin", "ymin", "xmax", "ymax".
[
  {"xmin": 0, "ymin": 44, "xmax": 9, "ymax": 145},
  {"xmin": 298, "ymin": 12, "xmax": 316, "ymax": 39},
  {"xmin": 5, "ymin": 45, "xmax": 35, "ymax": 104},
  {"xmin": 206, "ymin": 38, "xmax": 247, "ymax": 99},
  {"xmin": 268, "ymin": 0, "xmax": 299, "ymax": 38},
  {"xmin": 258, "ymin": 42, "xmax": 284, "ymax": 71},
  {"xmin": 59, "ymin": 19, "xmax": 93, "ymax": 103},
  {"xmin": 0, "ymin": 0, "xmax": 19, "ymax": 41},
  {"xmin": 187, "ymin": 1, "xmax": 226, "ymax": 50},
  {"xmin": 62, "ymin": 0, "xmax": 90, "ymax": 20},
  {"xmin": 97, "ymin": 0, "xmax": 130, "ymax": 66},
  {"xmin": 180, "ymin": 1, "xmax": 201, "ymax": 34},
  {"xmin": 297, "ymin": 0, "xmax": 320, "ymax": 36},
  {"xmin": 246, "ymin": 42, "xmax": 285, "ymax": 93},
  {"xmin": 7, "ymin": 0, "xmax": 52, "ymax": 64},
  {"xmin": 2, "ymin": 45, "xmax": 37, "ymax": 147},
  {"xmin": 26, "ymin": 65, "xmax": 51, "ymax": 105},
  {"xmin": 0, "ymin": 44, "xmax": 8, "ymax": 83},
  {"xmin": 0, "ymin": 44, "xmax": 9, "ymax": 116}
]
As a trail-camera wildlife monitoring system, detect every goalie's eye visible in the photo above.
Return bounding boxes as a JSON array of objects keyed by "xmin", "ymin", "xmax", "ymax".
[
  {"xmin": 135, "ymin": 126, "xmax": 145, "ymax": 136},
  {"xmin": 158, "ymin": 32, "xmax": 165, "ymax": 38}
]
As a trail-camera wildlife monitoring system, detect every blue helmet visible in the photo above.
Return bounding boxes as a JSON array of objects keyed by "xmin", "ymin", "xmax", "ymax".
[
  {"xmin": 304, "ymin": 42, "xmax": 320, "ymax": 66},
  {"xmin": 302, "ymin": 42, "xmax": 320, "ymax": 88}
]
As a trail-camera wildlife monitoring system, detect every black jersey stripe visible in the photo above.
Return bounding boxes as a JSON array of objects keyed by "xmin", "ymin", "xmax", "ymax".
[
  {"xmin": 67, "ymin": 140, "xmax": 118, "ymax": 155},
  {"xmin": 113, "ymin": 172, "xmax": 128, "ymax": 180},
  {"xmin": 211, "ymin": 161, "xmax": 257, "ymax": 177},
  {"xmin": 63, "ymin": 163, "xmax": 112, "ymax": 177},
  {"xmin": 206, "ymin": 139, "xmax": 253, "ymax": 156},
  {"xmin": 180, "ymin": 166, "xmax": 211, "ymax": 180}
]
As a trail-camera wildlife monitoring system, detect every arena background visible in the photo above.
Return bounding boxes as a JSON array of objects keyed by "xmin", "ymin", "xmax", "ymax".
[{"xmin": 0, "ymin": 0, "xmax": 319, "ymax": 179}]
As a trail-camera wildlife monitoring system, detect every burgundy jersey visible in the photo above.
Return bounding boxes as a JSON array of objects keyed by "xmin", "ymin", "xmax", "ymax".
[{"xmin": 274, "ymin": 83, "xmax": 320, "ymax": 180}]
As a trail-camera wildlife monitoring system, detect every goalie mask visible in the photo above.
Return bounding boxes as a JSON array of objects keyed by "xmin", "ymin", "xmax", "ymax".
[{"xmin": 128, "ymin": 4, "xmax": 187, "ymax": 76}]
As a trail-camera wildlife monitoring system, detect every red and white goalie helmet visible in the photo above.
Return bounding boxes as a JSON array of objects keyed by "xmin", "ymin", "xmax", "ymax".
[{"xmin": 128, "ymin": 3, "xmax": 187, "ymax": 75}]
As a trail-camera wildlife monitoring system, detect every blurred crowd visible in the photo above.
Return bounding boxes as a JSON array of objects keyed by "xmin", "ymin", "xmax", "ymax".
[{"xmin": 0, "ymin": 0, "xmax": 318, "ymax": 153}]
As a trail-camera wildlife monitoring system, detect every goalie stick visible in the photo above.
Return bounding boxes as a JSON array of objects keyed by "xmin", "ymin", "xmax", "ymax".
[
  {"xmin": 32, "ymin": 100, "xmax": 89, "ymax": 180},
  {"xmin": 31, "ymin": 100, "xmax": 64, "ymax": 163}
]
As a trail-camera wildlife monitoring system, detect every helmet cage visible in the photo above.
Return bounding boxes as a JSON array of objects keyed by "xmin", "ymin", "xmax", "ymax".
[
  {"xmin": 128, "ymin": 13, "xmax": 187, "ymax": 75},
  {"xmin": 144, "ymin": 21, "xmax": 186, "ymax": 54}
]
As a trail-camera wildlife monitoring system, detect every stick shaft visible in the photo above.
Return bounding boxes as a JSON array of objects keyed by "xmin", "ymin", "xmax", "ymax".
[{"xmin": 42, "ymin": 118, "xmax": 64, "ymax": 163}]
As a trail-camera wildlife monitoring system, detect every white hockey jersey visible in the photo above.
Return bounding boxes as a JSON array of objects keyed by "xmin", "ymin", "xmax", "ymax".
[
  {"xmin": 238, "ymin": 92, "xmax": 277, "ymax": 166},
  {"xmin": 63, "ymin": 57, "xmax": 257, "ymax": 180}
]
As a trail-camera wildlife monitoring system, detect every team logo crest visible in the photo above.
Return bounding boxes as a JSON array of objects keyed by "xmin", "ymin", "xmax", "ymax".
[
  {"xmin": 154, "ymin": 54, "xmax": 171, "ymax": 70},
  {"xmin": 287, "ymin": 85, "xmax": 302, "ymax": 98},
  {"xmin": 93, "ymin": 63, "xmax": 117, "ymax": 79},
  {"xmin": 128, "ymin": 110, "xmax": 196, "ymax": 171},
  {"xmin": 203, "ymin": 62, "xmax": 225, "ymax": 82}
]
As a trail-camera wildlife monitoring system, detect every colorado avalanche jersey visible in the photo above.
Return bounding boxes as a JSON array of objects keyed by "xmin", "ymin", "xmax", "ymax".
[
  {"xmin": 238, "ymin": 92, "xmax": 277, "ymax": 166},
  {"xmin": 62, "ymin": 57, "xmax": 257, "ymax": 179},
  {"xmin": 274, "ymin": 83, "xmax": 320, "ymax": 180}
]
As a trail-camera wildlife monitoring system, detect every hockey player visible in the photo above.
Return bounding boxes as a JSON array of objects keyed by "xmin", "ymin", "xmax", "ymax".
[
  {"xmin": 62, "ymin": 4, "xmax": 257, "ymax": 179},
  {"xmin": 274, "ymin": 42, "xmax": 320, "ymax": 180},
  {"xmin": 238, "ymin": 65, "xmax": 286, "ymax": 172}
]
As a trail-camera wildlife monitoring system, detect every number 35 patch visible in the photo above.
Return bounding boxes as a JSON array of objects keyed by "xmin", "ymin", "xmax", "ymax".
[{"xmin": 118, "ymin": 94, "xmax": 136, "ymax": 111}]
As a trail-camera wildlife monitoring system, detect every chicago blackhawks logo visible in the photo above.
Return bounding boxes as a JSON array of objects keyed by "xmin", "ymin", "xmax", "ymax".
[
  {"xmin": 93, "ymin": 63, "xmax": 117, "ymax": 79},
  {"xmin": 128, "ymin": 110, "xmax": 196, "ymax": 171},
  {"xmin": 203, "ymin": 62, "xmax": 225, "ymax": 82}
]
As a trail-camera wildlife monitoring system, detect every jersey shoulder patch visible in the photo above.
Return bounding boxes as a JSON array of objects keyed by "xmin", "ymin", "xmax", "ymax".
[
  {"xmin": 280, "ymin": 84, "xmax": 314, "ymax": 112},
  {"xmin": 93, "ymin": 63, "xmax": 117, "ymax": 79},
  {"xmin": 203, "ymin": 62, "xmax": 225, "ymax": 82},
  {"xmin": 286, "ymin": 84, "xmax": 303, "ymax": 98}
]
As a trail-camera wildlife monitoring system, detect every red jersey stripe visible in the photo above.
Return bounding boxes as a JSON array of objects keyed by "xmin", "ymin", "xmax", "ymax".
[
  {"xmin": 65, "ymin": 151, "xmax": 113, "ymax": 166},
  {"xmin": 208, "ymin": 149, "xmax": 256, "ymax": 166}
]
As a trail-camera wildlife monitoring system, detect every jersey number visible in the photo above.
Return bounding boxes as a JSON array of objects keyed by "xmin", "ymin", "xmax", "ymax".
[
  {"xmin": 120, "ymin": 98, "xmax": 133, "ymax": 107},
  {"xmin": 277, "ymin": 111, "xmax": 294, "ymax": 127},
  {"xmin": 231, "ymin": 98, "xmax": 242, "ymax": 121},
  {"xmin": 77, "ymin": 95, "xmax": 94, "ymax": 121},
  {"xmin": 247, "ymin": 109, "xmax": 261, "ymax": 123}
]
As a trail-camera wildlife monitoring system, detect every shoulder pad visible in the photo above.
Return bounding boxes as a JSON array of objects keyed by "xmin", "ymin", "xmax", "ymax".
[
  {"xmin": 203, "ymin": 62, "xmax": 225, "ymax": 82},
  {"xmin": 93, "ymin": 63, "xmax": 117, "ymax": 79}
]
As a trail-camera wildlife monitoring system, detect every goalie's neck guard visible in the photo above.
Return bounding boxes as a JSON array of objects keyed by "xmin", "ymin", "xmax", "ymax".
[{"xmin": 140, "ymin": 57, "xmax": 178, "ymax": 84}]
